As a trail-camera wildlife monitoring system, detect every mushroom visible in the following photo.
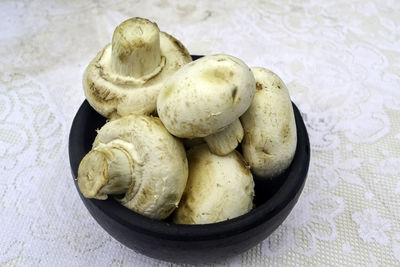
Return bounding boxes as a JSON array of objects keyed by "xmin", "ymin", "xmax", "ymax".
[
  {"xmin": 173, "ymin": 144, "xmax": 254, "ymax": 224},
  {"xmin": 182, "ymin": 137, "xmax": 205, "ymax": 150},
  {"xmin": 77, "ymin": 115, "xmax": 189, "ymax": 220},
  {"xmin": 83, "ymin": 17, "xmax": 192, "ymax": 119},
  {"xmin": 157, "ymin": 54, "xmax": 256, "ymax": 155},
  {"xmin": 240, "ymin": 67, "xmax": 297, "ymax": 178}
]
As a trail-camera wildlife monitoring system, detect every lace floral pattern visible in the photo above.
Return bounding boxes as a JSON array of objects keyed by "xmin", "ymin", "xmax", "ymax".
[
  {"xmin": 1, "ymin": 0, "xmax": 399, "ymax": 266},
  {"xmin": 352, "ymin": 209, "xmax": 392, "ymax": 246},
  {"xmin": 263, "ymin": 163, "xmax": 345, "ymax": 257}
]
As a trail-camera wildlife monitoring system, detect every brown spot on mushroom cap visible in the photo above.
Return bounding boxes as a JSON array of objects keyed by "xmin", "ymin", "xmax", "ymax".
[
  {"xmin": 256, "ymin": 82, "xmax": 263, "ymax": 91},
  {"xmin": 231, "ymin": 86, "xmax": 238, "ymax": 103},
  {"xmin": 159, "ymin": 83, "xmax": 174, "ymax": 102},
  {"xmin": 280, "ymin": 123, "xmax": 290, "ymax": 142},
  {"xmin": 201, "ymin": 67, "xmax": 231, "ymax": 85},
  {"xmin": 213, "ymin": 69, "xmax": 228, "ymax": 82},
  {"xmin": 262, "ymin": 147, "xmax": 271, "ymax": 155}
]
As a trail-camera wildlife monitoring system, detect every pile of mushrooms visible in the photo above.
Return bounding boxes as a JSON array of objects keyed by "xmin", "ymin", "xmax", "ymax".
[{"xmin": 77, "ymin": 17, "xmax": 297, "ymax": 224}]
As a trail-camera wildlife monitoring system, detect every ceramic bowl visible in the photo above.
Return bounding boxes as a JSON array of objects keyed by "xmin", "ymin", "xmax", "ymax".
[{"xmin": 68, "ymin": 56, "xmax": 310, "ymax": 264}]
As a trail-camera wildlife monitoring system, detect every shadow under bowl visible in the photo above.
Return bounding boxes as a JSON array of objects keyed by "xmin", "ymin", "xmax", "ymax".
[{"xmin": 68, "ymin": 57, "xmax": 310, "ymax": 264}]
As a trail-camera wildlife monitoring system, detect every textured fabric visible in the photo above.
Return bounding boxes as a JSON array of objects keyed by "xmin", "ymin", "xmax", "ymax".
[{"xmin": 1, "ymin": 0, "xmax": 400, "ymax": 266}]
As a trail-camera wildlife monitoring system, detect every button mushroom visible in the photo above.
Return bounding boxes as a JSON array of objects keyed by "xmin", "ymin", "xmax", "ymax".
[
  {"xmin": 83, "ymin": 17, "xmax": 192, "ymax": 118},
  {"xmin": 173, "ymin": 144, "xmax": 254, "ymax": 224},
  {"xmin": 157, "ymin": 54, "xmax": 256, "ymax": 155},
  {"xmin": 240, "ymin": 67, "xmax": 297, "ymax": 178},
  {"xmin": 77, "ymin": 115, "xmax": 189, "ymax": 220}
]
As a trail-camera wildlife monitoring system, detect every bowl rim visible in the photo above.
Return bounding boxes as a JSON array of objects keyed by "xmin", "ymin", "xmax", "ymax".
[{"xmin": 69, "ymin": 63, "xmax": 310, "ymax": 242}]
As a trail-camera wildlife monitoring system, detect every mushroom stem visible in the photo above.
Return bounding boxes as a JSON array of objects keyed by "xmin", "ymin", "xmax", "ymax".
[
  {"xmin": 204, "ymin": 119, "xmax": 244, "ymax": 156},
  {"xmin": 78, "ymin": 140, "xmax": 135, "ymax": 200},
  {"xmin": 111, "ymin": 17, "xmax": 162, "ymax": 78}
]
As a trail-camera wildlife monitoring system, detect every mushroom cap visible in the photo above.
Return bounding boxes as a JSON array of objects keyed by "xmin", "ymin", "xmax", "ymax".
[
  {"xmin": 241, "ymin": 67, "xmax": 297, "ymax": 178},
  {"xmin": 92, "ymin": 115, "xmax": 189, "ymax": 220},
  {"xmin": 173, "ymin": 144, "xmax": 254, "ymax": 224},
  {"xmin": 157, "ymin": 54, "xmax": 256, "ymax": 138},
  {"xmin": 83, "ymin": 20, "xmax": 191, "ymax": 118}
]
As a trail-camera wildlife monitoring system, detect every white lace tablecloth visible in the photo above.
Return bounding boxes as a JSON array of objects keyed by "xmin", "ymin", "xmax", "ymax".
[{"xmin": 1, "ymin": 0, "xmax": 399, "ymax": 266}]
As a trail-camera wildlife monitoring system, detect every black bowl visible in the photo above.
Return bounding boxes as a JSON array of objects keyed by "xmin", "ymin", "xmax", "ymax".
[{"xmin": 68, "ymin": 58, "xmax": 310, "ymax": 264}]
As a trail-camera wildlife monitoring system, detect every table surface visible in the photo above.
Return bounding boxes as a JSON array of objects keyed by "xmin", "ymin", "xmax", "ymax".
[{"xmin": 1, "ymin": 0, "xmax": 400, "ymax": 266}]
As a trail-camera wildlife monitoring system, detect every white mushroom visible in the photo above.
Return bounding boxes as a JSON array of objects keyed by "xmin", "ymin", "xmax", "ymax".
[
  {"xmin": 240, "ymin": 67, "xmax": 297, "ymax": 178},
  {"xmin": 77, "ymin": 115, "xmax": 188, "ymax": 220},
  {"xmin": 182, "ymin": 137, "xmax": 205, "ymax": 150},
  {"xmin": 173, "ymin": 144, "xmax": 254, "ymax": 224},
  {"xmin": 157, "ymin": 54, "xmax": 255, "ymax": 155},
  {"xmin": 83, "ymin": 17, "xmax": 192, "ymax": 118}
]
